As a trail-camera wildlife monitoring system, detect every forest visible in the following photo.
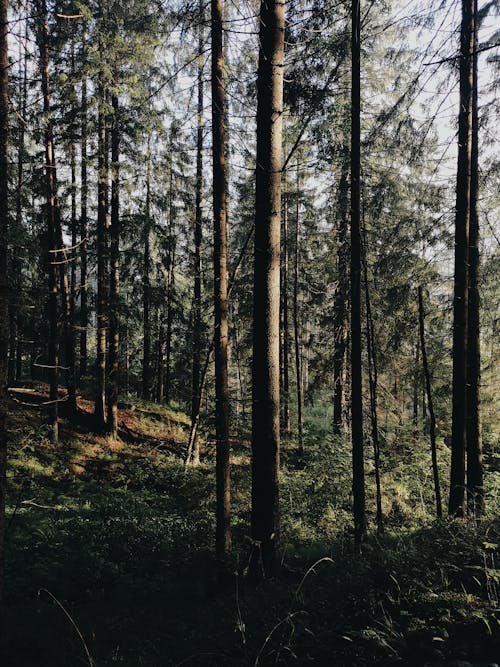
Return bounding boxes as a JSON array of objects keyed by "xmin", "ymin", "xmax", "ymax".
[{"xmin": 0, "ymin": 0, "xmax": 499, "ymax": 664}]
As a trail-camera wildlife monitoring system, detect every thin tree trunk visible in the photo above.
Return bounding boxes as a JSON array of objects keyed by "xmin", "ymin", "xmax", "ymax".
[
  {"xmin": 362, "ymin": 228, "xmax": 383, "ymax": 534},
  {"xmin": 449, "ymin": 0, "xmax": 474, "ymax": 518},
  {"xmin": 0, "ymin": 0, "xmax": 8, "ymax": 607},
  {"xmin": 9, "ymin": 5, "xmax": 27, "ymax": 385},
  {"xmin": 36, "ymin": 2, "xmax": 76, "ymax": 416},
  {"xmin": 413, "ymin": 339, "xmax": 420, "ymax": 439},
  {"xmin": 418, "ymin": 286, "xmax": 442, "ymax": 519},
  {"xmin": 142, "ymin": 139, "xmax": 152, "ymax": 400},
  {"xmin": 156, "ymin": 315, "xmax": 164, "ymax": 403},
  {"xmin": 106, "ymin": 94, "xmax": 120, "ymax": 440},
  {"xmin": 165, "ymin": 161, "xmax": 175, "ymax": 405},
  {"xmin": 466, "ymin": 0, "xmax": 483, "ymax": 517},
  {"xmin": 280, "ymin": 160, "xmax": 290, "ymax": 435},
  {"xmin": 333, "ymin": 167, "xmax": 349, "ymax": 436},
  {"xmin": 250, "ymin": 0, "xmax": 284, "ymax": 579},
  {"xmin": 94, "ymin": 63, "xmax": 108, "ymax": 429},
  {"xmin": 293, "ymin": 166, "xmax": 303, "ymax": 457},
  {"xmin": 233, "ymin": 301, "xmax": 245, "ymax": 423},
  {"xmin": 80, "ymin": 45, "xmax": 88, "ymax": 376},
  {"xmin": 211, "ymin": 0, "xmax": 231, "ymax": 559},
  {"xmin": 190, "ymin": 6, "xmax": 204, "ymax": 466},
  {"xmin": 35, "ymin": 0, "xmax": 63, "ymax": 443},
  {"xmin": 350, "ymin": 0, "xmax": 366, "ymax": 546},
  {"xmin": 70, "ymin": 43, "xmax": 77, "ymax": 376}
]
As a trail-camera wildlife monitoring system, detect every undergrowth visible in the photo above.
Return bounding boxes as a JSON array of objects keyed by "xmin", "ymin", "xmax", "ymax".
[{"xmin": 1, "ymin": 393, "xmax": 499, "ymax": 666}]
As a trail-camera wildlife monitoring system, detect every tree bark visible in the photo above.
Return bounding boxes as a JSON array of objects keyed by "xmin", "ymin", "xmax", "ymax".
[
  {"xmin": 190, "ymin": 6, "xmax": 204, "ymax": 466},
  {"xmin": 165, "ymin": 166, "xmax": 175, "ymax": 405},
  {"xmin": 350, "ymin": 0, "xmax": 366, "ymax": 546},
  {"xmin": 94, "ymin": 64, "xmax": 109, "ymax": 429},
  {"xmin": 466, "ymin": 0, "xmax": 483, "ymax": 517},
  {"xmin": 293, "ymin": 166, "xmax": 303, "ymax": 457},
  {"xmin": 418, "ymin": 286, "xmax": 442, "ymax": 519},
  {"xmin": 250, "ymin": 0, "xmax": 285, "ymax": 579},
  {"xmin": 80, "ymin": 44, "xmax": 88, "ymax": 377},
  {"xmin": 449, "ymin": 0, "xmax": 474, "ymax": 518},
  {"xmin": 281, "ymin": 189, "xmax": 290, "ymax": 434},
  {"xmin": 107, "ymin": 94, "xmax": 120, "ymax": 440},
  {"xmin": 35, "ymin": 0, "xmax": 63, "ymax": 442},
  {"xmin": 333, "ymin": 166, "xmax": 349, "ymax": 436},
  {"xmin": 362, "ymin": 228, "xmax": 383, "ymax": 534},
  {"xmin": 0, "ymin": 0, "xmax": 8, "ymax": 607},
  {"xmin": 142, "ymin": 139, "xmax": 152, "ymax": 400},
  {"xmin": 211, "ymin": 0, "xmax": 231, "ymax": 560}
]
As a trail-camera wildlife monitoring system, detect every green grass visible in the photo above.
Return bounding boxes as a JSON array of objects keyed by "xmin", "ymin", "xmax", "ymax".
[{"xmin": 1, "ymin": 395, "xmax": 499, "ymax": 666}]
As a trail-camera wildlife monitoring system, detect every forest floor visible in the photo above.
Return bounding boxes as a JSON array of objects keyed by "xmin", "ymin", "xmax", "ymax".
[{"xmin": 1, "ymin": 385, "xmax": 499, "ymax": 666}]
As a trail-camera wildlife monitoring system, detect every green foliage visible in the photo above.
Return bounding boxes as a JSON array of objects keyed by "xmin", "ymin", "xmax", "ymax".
[{"xmin": 2, "ymin": 398, "xmax": 499, "ymax": 665}]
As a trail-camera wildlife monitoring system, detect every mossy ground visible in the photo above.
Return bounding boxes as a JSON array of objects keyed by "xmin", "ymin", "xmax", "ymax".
[{"xmin": 1, "ymin": 387, "xmax": 499, "ymax": 665}]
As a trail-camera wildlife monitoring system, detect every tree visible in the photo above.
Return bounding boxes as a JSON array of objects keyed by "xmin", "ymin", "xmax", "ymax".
[
  {"xmin": 94, "ymin": 56, "xmax": 109, "ymax": 430},
  {"xmin": 250, "ymin": 0, "xmax": 285, "ymax": 578},
  {"xmin": 190, "ymin": 2, "xmax": 204, "ymax": 466},
  {"xmin": 293, "ymin": 165, "xmax": 304, "ymax": 457},
  {"xmin": 0, "ymin": 0, "xmax": 8, "ymax": 606},
  {"xmin": 107, "ymin": 93, "xmax": 120, "ymax": 440},
  {"xmin": 466, "ymin": 0, "xmax": 483, "ymax": 517},
  {"xmin": 350, "ymin": 0, "xmax": 366, "ymax": 546},
  {"xmin": 449, "ymin": 0, "xmax": 475, "ymax": 518},
  {"xmin": 211, "ymin": 0, "xmax": 231, "ymax": 560}
]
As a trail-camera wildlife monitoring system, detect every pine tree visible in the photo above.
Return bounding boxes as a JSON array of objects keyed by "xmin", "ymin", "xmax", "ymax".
[{"xmin": 250, "ymin": 0, "xmax": 285, "ymax": 579}]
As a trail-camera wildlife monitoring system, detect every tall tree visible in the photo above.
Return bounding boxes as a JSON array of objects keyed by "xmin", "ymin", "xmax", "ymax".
[
  {"xmin": 350, "ymin": 0, "xmax": 366, "ymax": 546},
  {"xmin": 466, "ymin": 0, "xmax": 483, "ymax": 517},
  {"xmin": 142, "ymin": 139, "xmax": 152, "ymax": 400},
  {"xmin": 333, "ymin": 165, "xmax": 349, "ymax": 435},
  {"xmin": 250, "ymin": 0, "xmax": 285, "ymax": 578},
  {"xmin": 293, "ymin": 165, "xmax": 303, "ymax": 456},
  {"xmin": 107, "ymin": 94, "xmax": 120, "ymax": 439},
  {"xmin": 211, "ymin": 0, "xmax": 231, "ymax": 559},
  {"xmin": 280, "ymin": 187, "xmax": 290, "ymax": 434},
  {"xmin": 80, "ymin": 34, "xmax": 88, "ymax": 377},
  {"xmin": 449, "ymin": 0, "xmax": 475, "ymax": 518},
  {"xmin": 35, "ymin": 0, "xmax": 63, "ymax": 441},
  {"xmin": 94, "ymin": 60, "xmax": 109, "ymax": 429},
  {"xmin": 0, "ymin": 0, "xmax": 8, "ymax": 607},
  {"xmin": 190, "ymin": 5, "xmax": 204, "ymax": 466}
]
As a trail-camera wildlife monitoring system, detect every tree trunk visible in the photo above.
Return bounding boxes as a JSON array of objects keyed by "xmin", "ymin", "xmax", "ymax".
[
  {"xmin": 106, "ymin": 94, "xmax": 120, "ymax": 440},
  {"xmin": 466, "ymin": 0, "xmax": 483, "ymax": 517},
  {"xmin": 293, "ymin": 166, "xmax": 303, "ymax": 457},
  {"xmin": 362, "ymin": 229, "xmax": 383, "ymax": 534},
  {"xmin": 190, "ymin": 6, "xmax": 204, "ymax": 466},
  {"xmin": 156, "ymin": 315, "xmax": 164, "ymax": 403},
  {"xmin": 35, "ymin": 0, "xmax": 63, "ymax": 443},
  {"xmin": 281, "ymin": 190, "xmax": 290, "ymax": 434},
  {"xmin": 0, "ymin": 0, "xmax": 8, "ymax": 606},
  {"xmin": 250, "ymin": 0, "xmax": 284, "ymax": 579},
  {"xmin": 449, "ymin": 0, "xmax": 474, "ymax": 518},
  {"xmin": 36, "ymin": 0, "xmax": 76, "ymax": 417},
  {"xmin": 333, "ymin": 167, "xmax": 349, "ymax": 436},
  {"xmin": 70, "ymin": 43, "xmax": 77, "ymax": 375},
  {"xmin": 418, "ymin": 286, "xmax": 442, "ymax": 519},
  {"xmin": 9, "ymin": 4, "xmax": 27, "ymax": 386},
  {"xmin": 94, "ymin": 65, "xmax": 108, "ymax": 429},
  {"xmin": 80, "ymin": 48, "xmax": 88, "ymax": 377},
  {"xmin": 165, "ymin": 161, "xmax": 175, "ymax": 405},
  {"xmin": 142, "ymin": 140, "xmax": 152, "ymax": 400},
  {"xmin": 413, "ymin": 339, "xmax": 420, "ymax": 439},
  {"xmin": 350, "ymin": 0, "xmax": 366, "ymax": 546},
  {"xmin": 211, "ymin": 0, "xmax": 231, "ymax": 559}
]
